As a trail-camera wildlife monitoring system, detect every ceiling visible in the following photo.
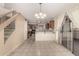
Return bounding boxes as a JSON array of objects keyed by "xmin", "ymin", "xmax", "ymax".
[{"xmin": 4, "ymin": 3, "xmax": 79, "ymax": 24}]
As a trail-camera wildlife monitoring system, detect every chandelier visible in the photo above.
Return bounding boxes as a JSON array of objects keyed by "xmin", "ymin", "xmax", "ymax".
[{"xmin": 35, "ymin": 3, "xmax": 47, "ymax": 19}]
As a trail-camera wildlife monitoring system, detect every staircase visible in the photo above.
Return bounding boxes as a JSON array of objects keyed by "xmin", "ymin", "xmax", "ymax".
[
  {"xmin": 4, "ymin": 28, "xmax": 15, "ymax": 43},
  {"xmin": 4, "ymin": 20, "xmax": 15, "ymax": 43},
  {"xmin": 0, "ymin": 7, "xmax": 26, "ymax": 56}
]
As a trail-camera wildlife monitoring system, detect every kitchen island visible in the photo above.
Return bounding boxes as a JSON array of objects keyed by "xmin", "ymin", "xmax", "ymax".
[{"xmin": 35, "ymin": 31, "xmax": 55, "ymax": 41}]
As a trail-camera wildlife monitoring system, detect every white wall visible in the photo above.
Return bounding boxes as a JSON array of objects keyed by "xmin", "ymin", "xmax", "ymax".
[
  {"xmin": 0, "ymin": 3, "xmax": 4, "ymax": 7},
  {"xmin": 54, "ymin": 13, "xmax": 65, "ymax": 43},
  {"xmin": 67, "ymin": 7, "xmax": 79, "ymax": 28},
  {"xmin": 54, "ymin": 13, "xmax": 65, "ymax": 31}
]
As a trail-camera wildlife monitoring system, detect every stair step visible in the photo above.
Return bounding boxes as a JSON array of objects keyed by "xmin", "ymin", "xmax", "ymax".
[
  {"xmin": 4, "ymin": 34, "xmax": 11, "ymax": 36},
  {"xmin": 5, "ymin": 35, "xmax": 9, "ymax": 37},
  {"xmin": 4, "ymin": 31, "xmax": 13, "ymax": 33},
  {"xmin": 4, "ymin": 38, "xmax": 7, "ymax": 43},
  {"xmin": 5, "ymin": 32, "xmax": 13, "ymax": 35},
  {"xmin": 4, "ymin": 29, "xmax": 14, "ymax": 31},
  {"xmin": 4, "ymin": 35, "xmax": 10, "ymax": 40},
  {"xmin": 5, "ymin": 30, "xmax": 13, "ymax": 32}
]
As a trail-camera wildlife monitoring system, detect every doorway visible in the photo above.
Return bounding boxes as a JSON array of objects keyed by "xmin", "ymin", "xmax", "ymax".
[
  {"xmin": 27, "ymin": 24, "xmax": 36, "ymax": 42},
  {"xmin": 60, "ymin": 15, "xmax": 73, "ymax": 52}
]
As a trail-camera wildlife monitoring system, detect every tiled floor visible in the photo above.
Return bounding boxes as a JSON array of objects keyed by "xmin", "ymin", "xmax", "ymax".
[
  {"xmin": 8, "ymin": 34, "xmax": 74, "ymax": 56},
  {"xmin": 9, "ymin": 40, "xmax": 74, "ymax": 56}
]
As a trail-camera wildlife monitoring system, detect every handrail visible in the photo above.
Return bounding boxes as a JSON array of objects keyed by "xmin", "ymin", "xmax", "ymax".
[
  {"xmin": 0, "ymin": 13, "xmax": 20, "ymax": 30},
  {"xmin": 0, "ymin": 10, "xmax": 17, "ymax": 18}
]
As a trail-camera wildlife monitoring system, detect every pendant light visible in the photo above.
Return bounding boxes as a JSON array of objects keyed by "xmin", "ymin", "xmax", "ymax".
[{"xmin": 35, "ymin": 3, "xmax": 47, "ymax": 19}]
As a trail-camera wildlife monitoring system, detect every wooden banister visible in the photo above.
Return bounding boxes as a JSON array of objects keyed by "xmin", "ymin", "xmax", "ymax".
[
  {"xmin": 0, "ymin": 10, "xmax": 17, "ymax": 18},
  {"xmin": 0, "ymin": 13, "xmax": 20, "ymax": 30}
]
